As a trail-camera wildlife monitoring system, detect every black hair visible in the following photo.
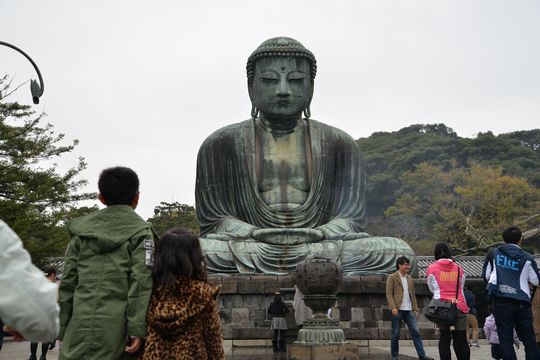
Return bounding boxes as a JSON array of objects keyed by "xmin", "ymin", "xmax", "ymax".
[
  {"xmin": 434, "ymin": 242, "xmax": 452, "ymax": 260},
  {"xmin": 502, "ymin": 226, "xmax": 522, "ymax": 245},
  {"xmin": 43, "ymin": 267, "xmax": 57, "ymax": 276},
  {"xmin": 153, "ymin": 227, "xmax": 206, "ymax": 286},
  {"xmin": 396, "ymin": 256, "xmax": 410, "ymax": 270},
  {"xmin": 98, "ymin": 166, "xmax": 139, "ymax": 206}
]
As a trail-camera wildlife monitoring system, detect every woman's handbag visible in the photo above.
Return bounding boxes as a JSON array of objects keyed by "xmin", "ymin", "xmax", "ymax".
[{"xmin": 425, "ymin": 267, "xmax": 460, "ymax": 326}]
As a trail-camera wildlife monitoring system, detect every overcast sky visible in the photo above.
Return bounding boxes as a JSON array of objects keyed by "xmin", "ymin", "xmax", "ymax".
[{"xmin": 1, "ymin": 0, "xmax": 539, "ymax": 220}]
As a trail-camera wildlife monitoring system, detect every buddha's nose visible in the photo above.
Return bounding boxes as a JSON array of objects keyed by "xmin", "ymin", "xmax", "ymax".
[{"xmin": 278, "ymin": 78, "xmax": 291, "ymax": 96}]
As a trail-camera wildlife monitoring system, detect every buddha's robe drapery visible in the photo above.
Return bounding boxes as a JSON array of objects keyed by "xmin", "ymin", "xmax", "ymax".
[{"xmin": 195, "ymin": 118, "xmax": 415, "ymax": 275}]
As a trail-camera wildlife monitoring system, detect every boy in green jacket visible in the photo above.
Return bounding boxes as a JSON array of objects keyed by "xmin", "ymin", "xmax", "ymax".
[{"xmin": 59, "ymin": 167, "xmax": 157, "ymax": 360}]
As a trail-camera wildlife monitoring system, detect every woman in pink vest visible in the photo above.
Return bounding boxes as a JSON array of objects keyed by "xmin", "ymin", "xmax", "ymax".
[{"xmin": 426, "ymin": 242, "xmax": 470, "ymax": 360}]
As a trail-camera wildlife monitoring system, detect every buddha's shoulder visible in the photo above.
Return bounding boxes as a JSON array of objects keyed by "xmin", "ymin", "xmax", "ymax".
[
  {"xmin": 199, "ymin": 119, "xmax": 252, "ymax": 149},
  {"xmin": 309, "ymin": 119, "xmax": 357, "ymax": 143},
  {"xmin": 210, "ymin": 120, "xmax": 251, "ymax": 136}
]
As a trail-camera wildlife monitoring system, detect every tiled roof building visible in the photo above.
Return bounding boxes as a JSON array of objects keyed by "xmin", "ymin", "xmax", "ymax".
[{"xmin": 417, "ymin": 255, "xmax": 540, "ymax": 279}]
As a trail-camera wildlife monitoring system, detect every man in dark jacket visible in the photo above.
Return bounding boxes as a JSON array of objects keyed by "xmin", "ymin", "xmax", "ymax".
[{"xmin": 483, "ymin": 226, "xmax": 540, "ymax": 360}]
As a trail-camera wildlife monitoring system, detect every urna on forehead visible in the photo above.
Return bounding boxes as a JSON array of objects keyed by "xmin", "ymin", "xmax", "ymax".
[{"xmin": 246, "ymin": 37, "xmax": 317, "ymax": 84}]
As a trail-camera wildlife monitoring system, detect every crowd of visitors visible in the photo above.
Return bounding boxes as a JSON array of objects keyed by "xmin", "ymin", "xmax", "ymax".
[
  {"xmin": 1, "ymin": 166, "xmax": 224, "ymax": 360},
  {"xmin": 2, "ymin": 166, "xmax": 540, "ymax": 360},
  {"xmin": 414, "ymin": 225, "xmax": 540, "ymax": 360}
]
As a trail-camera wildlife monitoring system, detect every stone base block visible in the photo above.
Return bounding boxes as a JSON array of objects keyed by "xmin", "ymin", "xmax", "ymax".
[
  {"xmin": 210, "ymin": 274, "xmax": 482, "ymax": 342},
  {"xmin": 288, "ymin": 343, "xmax": 360, "ymax": 360}
]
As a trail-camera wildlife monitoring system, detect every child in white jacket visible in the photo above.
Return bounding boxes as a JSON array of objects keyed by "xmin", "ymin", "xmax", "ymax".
[
  {"xmin": 484, "ymin": 313, "xmax": 521, "ymax": 360},
  {"xmin": 0, "ymin": 220, "xmax": 59, "ymax": 342}
]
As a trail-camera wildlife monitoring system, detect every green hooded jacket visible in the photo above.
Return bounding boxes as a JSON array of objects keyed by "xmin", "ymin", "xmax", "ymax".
[{"xmin": 59, "ymin": 206, "xmax": 157, "ymax": 360}]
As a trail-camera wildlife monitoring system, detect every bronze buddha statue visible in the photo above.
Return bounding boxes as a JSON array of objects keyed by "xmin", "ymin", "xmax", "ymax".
[{"xmin": 195, "ymin": 37, "xmax": 415, "ymax": 275}]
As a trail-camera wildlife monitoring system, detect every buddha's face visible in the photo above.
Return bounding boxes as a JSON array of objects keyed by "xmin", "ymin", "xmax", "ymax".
[{"xmin": 250, "ymin": 57, "xmax": 313, "ymax": 119}]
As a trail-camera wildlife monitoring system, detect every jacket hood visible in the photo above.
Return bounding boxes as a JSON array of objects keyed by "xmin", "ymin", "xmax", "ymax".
[
  {"xmin": 68, "ymin": 205, "xmax": 150, "ymax": 253},
  {"xmin": 498, "ymin": 244, "xmax": 527, "ymax": 260},
  {"xmin": 485, "ymin": 314, "xmax": 495, "ymax": 326},
  {"xmin": 147, "ymin": 278, "xmax": 220, "ymax": 336},
  {"xmin": 435, "ymin": 258, "xmax": 458, "ymax": 271}
]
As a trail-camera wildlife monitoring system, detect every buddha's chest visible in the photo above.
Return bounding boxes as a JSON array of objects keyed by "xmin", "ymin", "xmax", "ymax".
[{"xmin": 255, "ymin": 129, "xmax": 311, "ymax": 208}]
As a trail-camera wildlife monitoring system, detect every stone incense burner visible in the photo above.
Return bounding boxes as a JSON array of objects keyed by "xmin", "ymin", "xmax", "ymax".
[{"xmin": 294, "ymin": 257, "xmax": 346, "ymax": 344}]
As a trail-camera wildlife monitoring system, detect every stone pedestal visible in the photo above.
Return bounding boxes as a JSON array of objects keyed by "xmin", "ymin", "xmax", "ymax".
[
  {"xmin": 207, "ymin": 274, "xmax": 439, "ymax": 342},
  {"xmin": 289, "ymin": 258, "xmax": 359, "ymax": 360},
  {"xmin": 207, "ymin": 274, "xmax": 487, "ymax": 357},
  {"xmin": 288, "ymin": 343, "xmax": 361, "ymax": 360},
  {"xmin": 296, "ymin": 319, "xmax": 345, "ymax": 344}
]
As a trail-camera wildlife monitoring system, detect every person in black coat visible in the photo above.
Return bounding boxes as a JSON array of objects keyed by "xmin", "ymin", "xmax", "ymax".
[{"xmin": 268, "ymin": 292, "xmax": 289, "ymax": 352}]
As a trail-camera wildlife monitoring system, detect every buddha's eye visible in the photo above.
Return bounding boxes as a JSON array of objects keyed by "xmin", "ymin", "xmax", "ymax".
[
  {"xmin": 261, "ymin": 78, "xmax": 278, "ymax": 85},
  {"xmin": 260, "ymin": 72, "xmax": 279, "ymax": 84},
  {"xmin": 288, "ymin": 72, "xmax": 305, "ymax": 83}
]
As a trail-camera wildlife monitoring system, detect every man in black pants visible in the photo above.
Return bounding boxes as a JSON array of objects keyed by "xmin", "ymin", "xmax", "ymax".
[
  {"xmin": 483, "ymin": 226, "xmax": 540, "ymax": 360},
  {"xmin": 0, "ymin": 318, "xmax": 4, "ymax": 351},
  {"xmin": 29, "ymin": 268, "xmax": 57, "ymax": 360}
]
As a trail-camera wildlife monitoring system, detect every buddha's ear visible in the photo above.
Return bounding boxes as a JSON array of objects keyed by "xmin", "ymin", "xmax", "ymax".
[
  {"xmin": 247, "ymin": 80, "xmax": 258, "ymax": 119},
  {"xmin": 306, "ymin": 79, "xmax": 314, "ymax": 107},
  {"xmin": 247, "ymin": 79, "xmax": 254, "ymax": 102}
]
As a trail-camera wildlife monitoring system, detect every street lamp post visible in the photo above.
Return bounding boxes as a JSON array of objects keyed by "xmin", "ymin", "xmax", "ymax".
[{"xmin": 0, "ymin": 41, "xmax": 44, "ymax": 104}]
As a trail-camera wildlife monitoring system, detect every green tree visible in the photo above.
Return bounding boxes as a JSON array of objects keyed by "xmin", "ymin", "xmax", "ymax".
[
  {"xmin": 0, "ymin": 75, "xmax": 94, "ymax": 264},
  {"xmin": 385, "ymin": 163, "xmax": 540, "ymax": 254},
  {"xmin": 147, "ymin": 201, "xmax": 199, "ymax": 236}
]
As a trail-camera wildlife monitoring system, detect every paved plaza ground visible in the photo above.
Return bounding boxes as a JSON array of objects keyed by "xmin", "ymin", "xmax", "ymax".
[{"xmin": 0, "ymin": 338, "xmax": 529, "ymax": 359}]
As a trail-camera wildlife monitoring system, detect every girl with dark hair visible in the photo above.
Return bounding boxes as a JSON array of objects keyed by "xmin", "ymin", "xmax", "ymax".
[
  {"xmin": 140, "ymin": 228, "xmax": 224, "ymax": 359},
  {"xmin": 268, "ymin": 292, "xmax": 289, "ymax": 352},
  {"xmin": 426, "ymin": 242, "xmax": 470, "ymax": 360},
  {"xmin": 433, "ymin": 242, "xmax": 452, "ymax": 261}
]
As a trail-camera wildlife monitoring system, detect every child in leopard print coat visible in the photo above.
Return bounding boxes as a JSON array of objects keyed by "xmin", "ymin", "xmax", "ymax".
[{"xmin": 140, "ymin": 228, "xmax": 224, "ymax": 359}]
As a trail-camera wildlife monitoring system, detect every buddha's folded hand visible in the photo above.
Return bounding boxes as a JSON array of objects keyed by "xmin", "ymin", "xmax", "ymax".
[{"xmin": 252, "ymin": 228, "xmax": 324, "ymax": 245}]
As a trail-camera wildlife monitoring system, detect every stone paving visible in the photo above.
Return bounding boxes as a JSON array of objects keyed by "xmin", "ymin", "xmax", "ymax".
[
  {"xmin": 0, "ymin": 340, "xmax": 59, "ymax": 360},
  {"xmin": 0, "ymin": 338, "xmax": 529, "ymax": 359},
  {"xmin": 371, "ymin": 339, "xmax": 527, "ymax": 360}
]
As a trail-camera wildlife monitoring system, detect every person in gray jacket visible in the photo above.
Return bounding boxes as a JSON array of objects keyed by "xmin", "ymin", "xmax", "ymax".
[{"xmin": 0, "ymin": 220, "xmax": 59, "ymax": 342}]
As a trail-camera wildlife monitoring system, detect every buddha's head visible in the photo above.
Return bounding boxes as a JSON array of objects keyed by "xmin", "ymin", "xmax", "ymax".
[{"xmin": 247, "ymin": 37, "xmax": 317, "ymax": 122}]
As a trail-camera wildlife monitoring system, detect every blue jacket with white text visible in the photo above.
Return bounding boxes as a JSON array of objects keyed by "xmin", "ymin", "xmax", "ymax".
[{"xmin": 484, "ymin": 244, "xmax": 540, "ymax": 303}]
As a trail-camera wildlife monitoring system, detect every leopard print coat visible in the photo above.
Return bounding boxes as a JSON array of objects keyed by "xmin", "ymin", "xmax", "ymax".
[{"xmin": 140, "ymin": 277, "xmax": 224, "ymax": 359}]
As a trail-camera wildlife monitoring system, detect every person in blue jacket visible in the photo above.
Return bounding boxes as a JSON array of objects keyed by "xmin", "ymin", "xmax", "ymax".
[{"xmin": 483, "ymin": 226, "xmax": 540, "ymax": 360}]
